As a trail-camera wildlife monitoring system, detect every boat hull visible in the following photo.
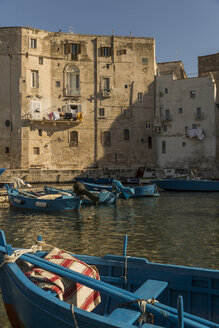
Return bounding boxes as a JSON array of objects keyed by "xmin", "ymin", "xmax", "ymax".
[
  {"xmin": 0, "ymin": 249, "xmax": 218, "ymax": 328},
  {"xmin": 44, "ymin": 186, "xmax": 118, "ymax": 205},
  {"xmin": 7, "ymin": 187, "xmax": 81, "ymax": 211},
  {"xmin": 154, "ymin": 179, "xmax": 219, "ymax": 191}
]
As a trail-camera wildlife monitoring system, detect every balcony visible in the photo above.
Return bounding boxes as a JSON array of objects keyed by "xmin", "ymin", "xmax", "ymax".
[
  {"xmin": 100, "ymin": 89, "xmax": 111, "ymax": 98},
  {"xmin": 22, "ymin": 109, "xmax": 83, "ymax": 125},
  {"xmin": 63, "ymin": 88, "xmax": 80, "ymax": 97},
  {"xmin": 194, "ymin": 112, "xmax": 204, "ymax": 120}
]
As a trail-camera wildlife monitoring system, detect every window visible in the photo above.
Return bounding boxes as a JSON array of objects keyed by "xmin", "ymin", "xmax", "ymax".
[
  {"xmin": 162, "ymin": 141, "xmax": 166, "ymax": 153},
  {"xmin": 64, "ymin": 64, "xmax": 80, "ymax": 96},
  {"xmin": 196, "ymin": 107, "xmax": 201, "ymax": 120},
  {"xmin": 102, "ymin": 131, "xmax": 111, "ymax": 147},
  {"xmin": 117, "ymin": 49, "xmax": 127, "ymax": 56},
  {"xmin": 163, "ymin": 124, "xmax": 168, "ymax": 132},
  {"xmin": 38, "ymin": 129, "xmax": 42, "ymax": 136},
  {"xmin": 148, "ymin": 137, "xmax": 152, "ymax": 149},
  {"xmin": 100, "ymin": 47, "xmax": 112, "ymax": 57},
  {"xmin": 33, "ymin": 147, "xmax": 40, "ymax": 155},
  {"xmin": 124, "ymin": 129, "xmax": 129, "ymax": 141},
  {"xmin": 179, "ymin": 107, "xmax": 183, "ymax": 114},
  {"xmin": 102, "ymin": 77, "xmax": 110, "ymax": 91},
  {"xmin": 31, "ymin": 70, "xmax": 39, "ymax": 88},
  {"xmin": 69, "ymin": 131, "xmax": 78, "ymax": 147},
  {"xmin": 146, "ymin": 121, "xmax": 151, "ymax": 128},
  {"xmin": 192, "ymin": 124, "xmax": 198, "ymax": 129},
  {"xmin": 30, "ymin": 38, "xmax": 37, "ymax": 49},
  {"xmin": 56, "ymin": 81, "xmax": 61, "ymax": 88},
  {"xmin": 165, "ymin": 88, "xmax": 168, "ymax": 94},
  {"xmin": 190, "ymin": 90, "xmax": 196, "ymax": 98},
  {"xmin": 64, "ymin": 43, "xmax": 81, "ymax": 60},
  {"xmin": 165, "ymin": 109, "xmax": 170, "ymax": 121},
  {"xmin": 5, "ymin": 147, "xmax": 9, "ymax": 154},
  {"xmin": 99, "ymin": 108, "xmax": 105, "ymax": 117},
  {"xmin": 142, "ymin": 57, "xmax": 148, "ymax": 65},
  {"xmin": 182, "ymin": 142, "xmax": 186, "ymax": 147},
  {"xmin": 138, "ymin": 92, "xmax": 143, "ymax": 101},
  {"xmin": 39, "ymin": 57, "xmax": 43, "ymax": 65},
  {"xmin": 30, "ymin": 101, "xmax": 41, "ymax": 119}
]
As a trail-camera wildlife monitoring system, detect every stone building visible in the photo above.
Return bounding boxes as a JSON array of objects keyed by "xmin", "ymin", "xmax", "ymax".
[
  {"xmin": 0, "ymin": 27, "xmax": 156, "ymax": 172},
  {"xmin": 198, "ymin": 53, "xmax": 219, "ymax": 169},
  {"xmin": 154, "ymin": 61, "xmax": 217, "ymax": 175}
]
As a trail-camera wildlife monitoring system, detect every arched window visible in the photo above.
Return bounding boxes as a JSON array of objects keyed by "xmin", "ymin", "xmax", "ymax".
[{"xmin": 64, "ymin": 64, "xmax": 80, "ymax": 96}]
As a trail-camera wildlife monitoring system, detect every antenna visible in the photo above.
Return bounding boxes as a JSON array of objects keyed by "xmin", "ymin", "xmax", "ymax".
[
  {"xmin": 68, "ymin": 26, "xmax": 74, "ymax": 34},
  {"xmin": 176, "ymin": 48, "xmax": 179, "ymax": 60}
]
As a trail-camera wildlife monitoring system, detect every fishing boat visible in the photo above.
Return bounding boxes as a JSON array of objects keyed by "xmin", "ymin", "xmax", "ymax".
[
  {"xmin": 80, "ymin": 180, "xmax": 135, "ymax": 200},
  {"xmin": 0, "ymin": 168, "xmax": 6, "ymax": 176},
  {"xmin": 80, "ymin": 179, "xmax": 159, "ymax": 198},
  {"xmin": 0, "ymin": 232, "xmax": 218, "ymax": 328},
  {"xmin": 153, "ymin": 178, "xmax": 219, "ymax": 191},
  {"xmin": 6, "ymin": 185, "xmax": 81, "ymax": 211},
  {"xmin": 44, "ymin": 186, "xmax": 118, "ymax": 205}
]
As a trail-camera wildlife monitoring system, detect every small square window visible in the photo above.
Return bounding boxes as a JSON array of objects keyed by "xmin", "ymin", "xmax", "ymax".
[
  {"xmin": 5, "ymin": 147, "xmax": 9, "ymax": 154},
  {"xmin": 142, "ymin": 57, "xmax": 148, "ymax": 65},
  {"xmin": 124, "ymin": 84, "xmax": 128, "ymax": 89},
  {"xmin": 192, "ymin": 124, "xmax": 198, "ymax": 129},
  {"xmin": 56, "ymin": 81, "xmax": 61, "ymax": 88},
  {"xmin": 165, "ymin": 88, "xmax": 168, "ymax": 94},
  {"xmin": 138, "ymin": 92, "xmax": 143, "ymax": 101},
  {"xmin": 179, "ymin": 107, "xmax": 183, "ymax": 114},
  {"xmin": 39, "ymin": 57, "xmax": 43, "ymax": 65},
  {"xmin": 33, "ymin": 147, "xmax": 40, "ymax": 155},
  {"xmin": 182, "ymin": 142, "xmax": 186, "ymax": 147}
]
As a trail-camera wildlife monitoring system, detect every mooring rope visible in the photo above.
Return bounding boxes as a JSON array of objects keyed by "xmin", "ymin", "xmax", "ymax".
[{"xmin": 0, "ymin": 244, "xmax": 42, "ymax": 268}]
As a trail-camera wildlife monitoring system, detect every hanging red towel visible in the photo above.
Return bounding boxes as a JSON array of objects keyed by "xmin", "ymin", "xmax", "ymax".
[{"xmin": 25, "ymin": 248, "xmax": 101, "ymax": 312}]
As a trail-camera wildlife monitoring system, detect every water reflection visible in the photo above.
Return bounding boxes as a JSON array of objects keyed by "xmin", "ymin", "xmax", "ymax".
[{"xmin": 0, "ymin": 192, "xmax": 218, "ymax": 326}]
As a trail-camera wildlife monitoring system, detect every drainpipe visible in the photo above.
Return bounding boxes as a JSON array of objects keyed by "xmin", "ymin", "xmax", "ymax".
[{"xmin": 93, "ymin": 38, "xmax": 98, "ymax": 168}]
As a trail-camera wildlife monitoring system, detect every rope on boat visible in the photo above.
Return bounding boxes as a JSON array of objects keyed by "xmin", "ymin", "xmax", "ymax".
[
  {"xmin": 71, "ymin": 304, "xmax": 79, "ymax": 328},
  {"xmin": 0, "ymin": 245, "xmax": 42, "ymax": 268},
  {"xmin": 115, "ymin": 297, "xmax": 159, "ymax": 325}
]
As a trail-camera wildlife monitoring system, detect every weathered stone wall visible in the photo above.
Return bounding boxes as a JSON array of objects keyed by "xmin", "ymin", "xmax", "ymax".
[
  {"xmin": 198, "ymin": 53, "xmax": 219, "ymax": 168},
  {"xmin": 155, "ymin": 73, "xmax": 217, "ymax": 171},
  {"xmin": 0, "ymin": 27, "xmax": 156, "ymax": 172}
]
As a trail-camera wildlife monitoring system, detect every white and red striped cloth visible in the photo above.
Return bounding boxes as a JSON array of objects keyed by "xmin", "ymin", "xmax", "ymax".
[{"xmin": 25, "ymin": 248, "xmax": 101, "ymax": 312}]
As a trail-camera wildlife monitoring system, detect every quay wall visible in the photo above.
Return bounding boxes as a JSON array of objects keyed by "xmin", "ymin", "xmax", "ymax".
[{"xmin": 0, "ymin": 168, "xmax": 136, "ymax": 184}]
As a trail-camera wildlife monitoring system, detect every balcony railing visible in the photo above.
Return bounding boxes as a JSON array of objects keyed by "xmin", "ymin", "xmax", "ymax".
[
  {"xmin": 63, "ymin": 88, "xmax": 80, "ymax": 97},
  {"xmin": 101, "ymin": 89, "xmax": 111, "ymax": 98}
]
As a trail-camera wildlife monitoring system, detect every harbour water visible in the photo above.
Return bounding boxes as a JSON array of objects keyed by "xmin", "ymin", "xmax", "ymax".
[{"xmin": 0, "ymin": 191, "xmax": 218, "ymax": 327}]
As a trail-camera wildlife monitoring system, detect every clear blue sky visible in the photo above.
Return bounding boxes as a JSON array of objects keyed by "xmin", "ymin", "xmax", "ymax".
[{"xmin": 0, "ymin": 0, "xmax": 219, "ymax": 76}]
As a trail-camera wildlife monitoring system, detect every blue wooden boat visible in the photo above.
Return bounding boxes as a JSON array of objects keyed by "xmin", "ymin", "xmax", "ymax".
[
  {"xmin": 0, "ymin": 168, "xmax": 6, "ymax": 176},
  {"xmin": 0, "ymin": 232, "xmax": 218, "ymax": 328},
  {"xmin": 131, "ymin": 184, "xmax": 159, "ymax": 197},
  {"xmin": 153, "ymin": 178, "xmax": 219, "ymax": 191},
  {"xmin": 79, "ymin": 180, "xmax": 135, "ymax": 199},
  {"xmin": 6, "ymin": 186, "xmax": 81, "ymax": 211},
  {"xmin": 44, "ymin": 186, "xmax": 118, "ymax": 205},
  {"xmin": 81, "ymin": 180, "xmax": 159, "ymax": 198}
]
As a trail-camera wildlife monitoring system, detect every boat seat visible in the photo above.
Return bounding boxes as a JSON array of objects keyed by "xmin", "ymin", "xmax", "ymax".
[{"xmin": 108, "ymin": 279, "xmax": 168, "ymax": 325}]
